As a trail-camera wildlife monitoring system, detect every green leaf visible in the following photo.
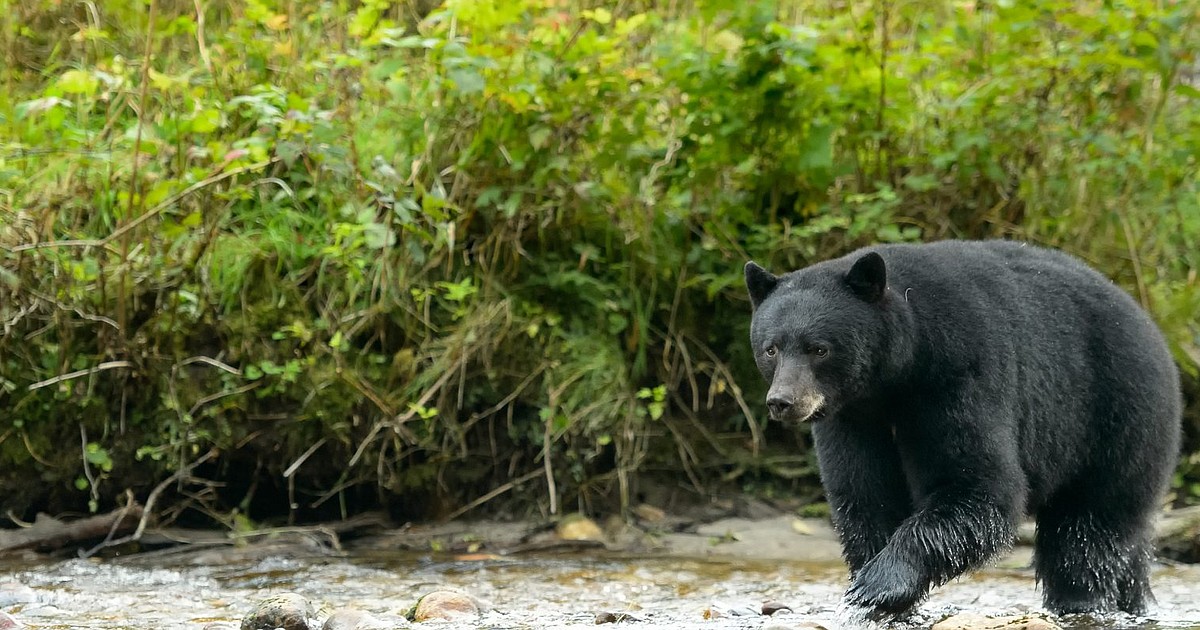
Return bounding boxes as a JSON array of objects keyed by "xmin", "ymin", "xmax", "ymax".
[
  {"xmin": 902, "ymin": 174, "xmax": 939, "ymax": 192},
  {"xmin": 191, "ymin": 108, "xmax": 221, "ymax": 134},
  {"xmin": 583, "ymin": 8, "xmax": 612, "ymax": 25},
  {"xmin": 529, "ymin": 126, "xmax": 552, "ymax": 150},
  {"xmin": 798, "ymin": 123, "xmax": 834, "ymax": 170},
  {"xmin": 364, "ymin": 222, "xmax": 396, "ymax": 249},
  {"xmin": 1177, "ymin": 84, "xmax": 1200, "ymax": 100},
  {"xmin": 437, "ymin": 278, "xmax": 477, "ymax": 302},
  {"xmin": 447, "ymin": 69, "xmax": 485, "ymax": 95},
  {"xmin": 57, "ymin": 69, "xmax": 100, "ymax": 95}
]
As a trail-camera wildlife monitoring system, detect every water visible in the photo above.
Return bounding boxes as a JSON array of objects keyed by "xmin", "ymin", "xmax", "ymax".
[{"xmin": 2, "ymin": 549, "xmax": 1199, "ymax": 629}]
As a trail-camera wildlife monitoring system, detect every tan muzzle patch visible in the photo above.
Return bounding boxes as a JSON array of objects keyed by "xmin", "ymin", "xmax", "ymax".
[{"xmin": 795, "ymin": 392, "xmax": 826, "ymax": 422}]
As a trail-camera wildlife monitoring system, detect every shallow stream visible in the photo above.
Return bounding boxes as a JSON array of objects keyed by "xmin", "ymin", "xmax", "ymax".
[{"xmin": 2, "ymin": 550, "xmax": 1199, "ymax": 629}]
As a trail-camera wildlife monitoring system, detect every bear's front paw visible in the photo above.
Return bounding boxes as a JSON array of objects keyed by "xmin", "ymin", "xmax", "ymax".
[{"xmin": 844, "ymin": 555, "xmax": 926, "ymax": 617}]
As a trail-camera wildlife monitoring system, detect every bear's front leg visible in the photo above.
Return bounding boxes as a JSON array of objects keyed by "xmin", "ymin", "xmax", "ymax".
[
  {"xmin": 844, "ymin": 484, "xmax": 1019, "ymax": 615},
  {"xmin": 811, "ymin": 416, "xmax": 912, "ymax": 576}
]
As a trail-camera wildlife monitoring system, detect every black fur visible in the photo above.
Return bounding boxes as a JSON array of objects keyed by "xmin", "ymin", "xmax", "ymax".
[{"xmin": 745, "ymin": 240, "xmax": 1181, "ymax": 617}]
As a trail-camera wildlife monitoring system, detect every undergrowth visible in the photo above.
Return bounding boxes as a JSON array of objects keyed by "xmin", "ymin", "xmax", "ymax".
[{"xmin": 0, "ymin": 0, "xmax": 1197, "ymax": 525}]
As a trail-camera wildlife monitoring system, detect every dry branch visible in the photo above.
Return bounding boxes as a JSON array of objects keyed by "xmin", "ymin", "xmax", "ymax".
[{"xmin": 0, "ymin": 506, "xmax": 144, "ymax": 554}]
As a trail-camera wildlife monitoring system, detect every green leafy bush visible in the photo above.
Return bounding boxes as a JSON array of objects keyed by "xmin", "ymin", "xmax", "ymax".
[{"xmin": 0, "ymin": 0, "xmax": 1197, "ymax": 523}]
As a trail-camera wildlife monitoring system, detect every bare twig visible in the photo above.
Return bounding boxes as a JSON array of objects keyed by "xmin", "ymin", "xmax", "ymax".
[
  {"xmin": 443, "ymin": 468, "xmax": 543, "ymax": 522},
  {"xmin": 192, "ymin": 0, "xmax": 216, "ymax": 83},
  {"xmin": 78, "ymin": 448, "xmax": 219, "ymax": 558},
  {"xmin": 187, "ymin": 382, "xmax": 260, "ymax": 418},
  {"xmin": 683, "ymin": 333, "xmax": 762, "ymax": 454},
  {"xmin": 79, "ymin": 425, "xmax": 100, "ymax": 507},
  {"xmin": 283, "ymin": 437, "xmax": 328, "ymax": 478},
  {"xmin": 4, "ymin": 239, "xmax": 107, "ymax": 253},
  {"xmin": 179, "ymin": 355, "xmax": 242, "ymax": 375},
  {"xmin": 9, "ymin": 159, "xmax": 278, "ymax": 254},
  {"xmin": 1118, "ymin": 212, "xmax": 1151, "ymax": 310},
  {"xmin": 461, "ymin": 362, "xmax": 548, "ymax": 433},
  {"xmin": 28, "ymin": 361, "xmax": 134, "ymax": 391}
]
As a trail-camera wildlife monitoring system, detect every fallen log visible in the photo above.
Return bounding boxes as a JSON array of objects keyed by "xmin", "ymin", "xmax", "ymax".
[
  {"xmin": 1, "ymin": 505, "xmax": 144, "ymax": 554},
  {"xmin": 1157, "ymin": 505, "xmax": 1200, "ymax": 563}
]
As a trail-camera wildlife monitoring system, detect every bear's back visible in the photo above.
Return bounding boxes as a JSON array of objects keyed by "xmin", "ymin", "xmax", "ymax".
[{"xmin": 851, "ymin": 240, "xmax": 1179, "ymax": 507}]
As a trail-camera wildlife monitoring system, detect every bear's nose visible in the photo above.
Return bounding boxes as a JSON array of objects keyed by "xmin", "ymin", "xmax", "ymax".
[{"xmin": 766, "ymin": 396, "xmax": 794, "ymax": 418}]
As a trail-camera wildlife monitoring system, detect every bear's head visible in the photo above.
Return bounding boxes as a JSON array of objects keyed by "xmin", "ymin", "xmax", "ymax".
[{"xmin": 744, "ymin": 252, "xmax": 893, "ymax": 424}]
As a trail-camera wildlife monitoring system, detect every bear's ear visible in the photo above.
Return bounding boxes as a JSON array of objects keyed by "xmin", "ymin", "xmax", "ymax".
[
  {"xmin": 845, "ymin": 251, "xmax": 887, "ymax": 302},
  {"xmin": 744, "ymin": 261, "xmax": 778, "ymax": 310}
]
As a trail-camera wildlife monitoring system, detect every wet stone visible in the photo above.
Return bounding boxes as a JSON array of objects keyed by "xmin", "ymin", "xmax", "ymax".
[
  {"xmin": 241, "ymin": 592, "xmax": 316, "ymax": 630},
  {"xmin": 594, "ymin": 611, "xmax": 640, "ymax": 624},
  {"xmin": 761, "ymin": 601, "xmax": 792, "ymax": 616},
  {"xmin": 202, "ymin": 624, "xmax": 239, "ymax": 630},
  {"xmin": 410, "ymin": 590, "xmax": 480, "ymax": 622},
  {"xmin": 702, "ymin": 601, "xmax": 760, "ymax": 619},
  {"xmin": 556, "ymin": 514, "xmax": 605, "ymax": 542},
  {"xmin": 0, "ymin": 581, "xmax": 36, "ymax": 608},
  {"xmin": 323, "ymin": 608, "xmax": 394, "ymax": 630},
  {"xmin": 0, "ymin": 612, "xmax": 24, "ymax": 629}
]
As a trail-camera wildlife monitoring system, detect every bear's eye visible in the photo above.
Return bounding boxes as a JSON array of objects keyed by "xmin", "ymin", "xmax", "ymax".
[
  {"xmin": 765, "ymin": 345, "xmax": 777, "ymax": 358},
  {"xmin": 808, "ymin": 344, "xmax": 829, "ymax": 358}
]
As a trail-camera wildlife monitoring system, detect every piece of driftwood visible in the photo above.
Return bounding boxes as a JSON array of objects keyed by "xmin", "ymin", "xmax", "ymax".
[{"xmin": 0, "ymin": 505, "xmax": 143, "ymax": 554}]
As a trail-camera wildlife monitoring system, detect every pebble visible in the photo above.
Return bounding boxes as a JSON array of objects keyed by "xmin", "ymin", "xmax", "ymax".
[
  {"xmin": 594, "ymin": 611, "xmax": 641, "ymax": 623},
  {"xmin": 241, "ymin": 592, "xmax": 316, "ymax": 630},
  {"xmin": 932, "ymin": 612, "xmax": 1061, "ymax": 630}
]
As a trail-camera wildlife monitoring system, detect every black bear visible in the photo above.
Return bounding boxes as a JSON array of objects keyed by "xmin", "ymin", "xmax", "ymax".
[{"xmin": 744, "ymin": 240, "xmax": 1180, "ymax": 617}]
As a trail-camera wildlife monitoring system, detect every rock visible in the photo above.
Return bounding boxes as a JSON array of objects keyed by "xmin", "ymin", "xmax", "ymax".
[
  {"xmin": 241, "ymin": 592, "xmax": 316, "ymax": 630},
  {"xmin": 594, "ymin": 611, "xmax": 640, "ymax": 623},
  {"xmin": 761, "ymin": 601, "xmax": 792, "ymax": 615},
  {"xmin": 632, "ymin": 504, "xmax": 666, "ymax": 523},
  {"xmin": 0, "ymin": 611, "xmax": 25, "ymax": 629},
  {"xmin": 410, "ymin": 590, "xmax": 480, "ymax": 622},
  {"xmin": 702, "ymin": 601, "xmax": 760, "ymax": 619},
  {"xmin": 556, "ymin": 514, "xmax": 605, "ymax": 542},
  {"xmin": 932, "ymin": 613, "xmax": 1060, "ymax": 630},
  {"xmin": 0, "ymin": 581, "xmax": 36, "ymax": 607},
  {"xmin": 322, "ymin": 609, "xmax": 393, "ymax": 630},
  {"xmin": 202, "ymin": 624, "xmax": 239, "ymax": 630}
]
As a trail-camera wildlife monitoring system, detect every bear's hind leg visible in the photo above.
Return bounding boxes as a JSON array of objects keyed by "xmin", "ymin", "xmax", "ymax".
[{"xmin": 1035, "ymin": 501, "xmax": 1153, "ymax": 615}]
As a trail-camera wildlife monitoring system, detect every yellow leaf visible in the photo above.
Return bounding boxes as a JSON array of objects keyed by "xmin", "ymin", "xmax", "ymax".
[{"xmin": 265, "ymin": 13, "xmax": 288, "ymax": 31}]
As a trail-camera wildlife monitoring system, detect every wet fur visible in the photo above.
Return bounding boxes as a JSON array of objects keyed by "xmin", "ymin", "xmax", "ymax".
[{"xmin": 746, "ymin": 240, "xmax": 1181, "ymax": 616}]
